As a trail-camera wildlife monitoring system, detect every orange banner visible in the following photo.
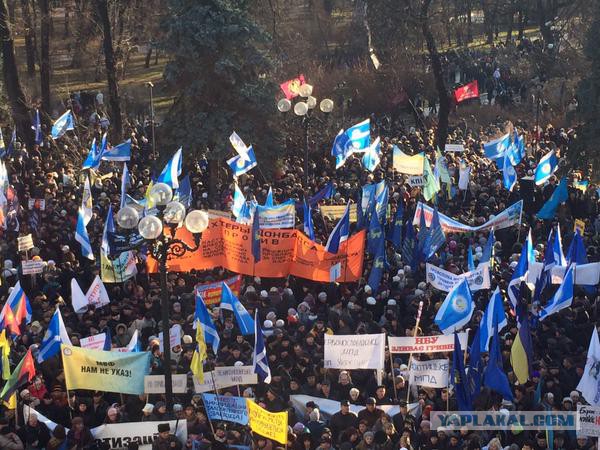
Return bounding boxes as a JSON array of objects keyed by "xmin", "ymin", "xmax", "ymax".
[{"xmin": 148, "ymin": 218, "xmax": 365, "ymax": 283}]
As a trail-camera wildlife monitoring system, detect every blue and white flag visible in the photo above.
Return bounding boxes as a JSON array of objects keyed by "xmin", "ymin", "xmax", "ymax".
[
  {"xmin": 534, "ymin": 150, "xmax": 558, "ymax": 185},
  {"xmin": 483, "ymin": 133, "xmax": 510, "ymax": 160},
  {"xmin": 3, "ymin": 281, "xmax": 31, "ymax": 324},
  {"xmin": 82, "ymin": 138, "xmax": 103, "ymax": 170},
  {"xmin": 0, "ymin": 128, "xmax": 5, "ymax": 157},
  {"xmin": 424, "ymin": 207, "xmax": 446, "ymax": 260},
  {"xmin": 157, "ymin": 147, "xmax": 183, "ymax": 189},
  {"xmin": 229, "ymin": 131, "xmax": 251, "ymax": 162},
  {"xmin": 81, "ymin": 175, "xmax": 93, "ymax": 226},
  {"xmin": 539, "ymin": 264, "xmax": 574, "ymax": 321},
  {"xmin": 374, "ymin": 181, "xmax": 388, "ymax": 223},
  {"xmin": 264, "ymin": 187, "xmax": 274, "ymax": 207},
  {"xmin": 362, "ymin": 137, "xmax": 381, "ymax": 172},
  {"xmin": 75, "ymin": 208, "xmax": 95, "ymax": 260},
  {"xmin": 505, "ymin": 131, "xmax": 523, "ymax": 166},
  {"xmin": 194, "ymin": 293, "xmax": 220, "ymax": 354},
  {"xmin": 303, "ymin": 199, "xmax": 315, "ymax": 241},
  {"xmin": 37, "ymin": 307, "xmax": 72, "ymax": 363},
  {"xmin": 325, "ymin": 202, "xmax": 350, "ymax": 254},
  {"xmin": 502, "ymin": 151, "xmax": 517, "ymax": 191},
  {"xmin": 120, "ymin": 164, "xmax": 130, "ymax": 209},
  {"xmin": 480, "ymin": 287, "xmax": 508, "ymax": 352},
  {"xmin": 231, "ymin": 184, "xmax": 245, "ymax": 219},
  {"xmin": 174, "ymin": 174, "xmax": 192, "ymax": 208},
  {"xmin": 227, "ymin": 145, "xmax": 257, "ymax": 176},
  {"xmin": 252, "ymin": 311, "xmax": 271, "ymax": 383},
  {"xmin": 220, "ymin": 283, "xmax": 255, "ymax": 336},
  {"xmin": 435, "ymin": 278, "xmax": 474, "ymax": 335},
  {"xmin": 32, "ymin": 109, "xmax": 43, "ymax": 146},
  {"xmin": 507, "ymin": 235, "xmax": 530, "ymax": 313},
  {"xmin": 367, "ymin": 209, "xmax": 383, "ymax": 255},
  {"xmin": 537, "ymin": 178, "xmax": 568, "ymax": 220},
  {"xmin": 332, "ymin": 119, "xmax": 370, "ymax": 169},
  {"xmin": 2, "ymin": 130, "xmax": 16, "ymax": 159},
  {"xmin": 50, "ymin": 110, "xmax": 74, "ymax": 139},
  {"xmin": 102, "ymin": 139, "xmax": 132, "ymax": 162},
  {"xmin": 467, "ymin": 245, "xmax": 475, "ymax": 272},
  {"xmin": 480, "ymin": 229, "xmax": 495, "ymax": 264}
]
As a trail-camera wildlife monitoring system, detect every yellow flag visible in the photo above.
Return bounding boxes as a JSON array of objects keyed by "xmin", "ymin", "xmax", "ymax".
[
  {"xmin": 190, "ymin": 320, "xmax": 207, "ymax": 383},
  {"xmin": 246, "ymin": 399, "xmax": 288, "ymax": 444},
  {"xmin": 145, "ymin": 181, "xmax": 155, "ymax": 209},
  {"xmin": 3, "ymin": 392, "xmax": 16, "ymax": 409},
  {"xmin": 510, "ymin": 333, "xmax": 529, "ymax": 384},
  {"xmin": 0, "ymin": 330, "xmax": 11, "ymax": 380}
]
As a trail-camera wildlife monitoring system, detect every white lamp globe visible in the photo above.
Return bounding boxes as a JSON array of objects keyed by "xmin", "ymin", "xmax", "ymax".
[
  {"xmin": 149, "ymin": 182, "xmax": 173, "ymax": 206},
  {"xmin": 184, "ymin": 210, "xmax": 209, "ymax": 234},
  {"xmin": 116, "ymin": 206, "xmax": 140, "ymax": 229},
  {"xmin": 138, "ymin": 215, "xmax": 163, "ymax": 240}
]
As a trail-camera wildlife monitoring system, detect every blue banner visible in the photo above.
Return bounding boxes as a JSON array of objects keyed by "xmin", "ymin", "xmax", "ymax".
[{"xmin": 201, "ymin": 394, "xmax": 248, "ymax": 425}]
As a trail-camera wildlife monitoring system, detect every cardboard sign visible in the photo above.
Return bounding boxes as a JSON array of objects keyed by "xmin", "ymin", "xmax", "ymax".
[
  {"xmin": 320, "ymin": 204, "xmax": 358, "ymax": 223},
  {"xmin": 21, "ymin": 260, "xmax": 45, "ymax": 275},
  {"xmin": 408, "ymin": 176, "xmax": 425, "ymax": 187},
  {"xmin": 388, "ymin": 332, "xmax": 469, "ymax": 354},
  {"xmin": 445, "ymin": 144, "xmax": 465, "ymax": 152},
  {"xmin": 17, "ymin": 234, "xmax": 34, "ymax": 252},
  {"xmin": 324, "ymin": 334, "xmax": 385, "ymax": 370},
  {"xmin": 144, "ymin": 374, "xmax": 188, "ymax": 394},
  {"xmin": 158, "ymin": 324, "xmax": 182, "ymax": 352},
  {"xmin": 193, "ymin": 365, "xmax": 258, "ymax": 393},
  {"xmin": 577, "ymin": 405, "xmax": 600, "ymax": 437},
  {"xmin": 408, "ymin": 358, "xmax": 449, "ymax": 388},
  {"xmin": 80, "ymin": 333, "xmax": 107, "ymax": 351}
]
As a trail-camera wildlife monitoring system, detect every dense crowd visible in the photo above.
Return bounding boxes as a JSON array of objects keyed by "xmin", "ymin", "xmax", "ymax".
[{"xmin": 0, "ymin": 89, "xmax": 598, "ymax": 450}]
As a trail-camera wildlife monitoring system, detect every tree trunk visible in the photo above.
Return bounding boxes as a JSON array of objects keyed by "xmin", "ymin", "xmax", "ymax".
[
  {"xmin": 94, "ymin": 0, "xmax": 122, "ymax": 139},
  {"xmin": 144, "ymin": 45, "xmax": 152, "ymax": 68},
  {"xmin": 537, "ymin": 0, "xmax": 554, "ymax": 45},
  {"xmin": 466, "ymin": 0, "xmax": 472, "ymax": 42},
  {"xmin": 70, "ymin": 0, "xmax": 87, "ymax": 69},
  {"xmin": 39, "ymin": 0, "xmax": 51, "ymax": 115},
  {"xmin": 517, "ymin": 6, "xmax": 525, "ymax": 40},
  {"xmin": 20, "ymin": 0, "xmax": 35, "ymax": 77},
  {"xmin": 505, "ymin": 2, "xmax": 514, "ymax": 45},
  {"xmin": 481, "ymin": 0, "xmax": 493, "ymax": 44},
  {"xmin": 64, "ymin": 0, "xmax": 69, "ymax": 37},
  {"xmin": 421, "ymin": 0, "xmax": 450, "ymax": 151},
  {"xmin": 0, "ymin": 0, "xmax": 32, "ymax": 147}
]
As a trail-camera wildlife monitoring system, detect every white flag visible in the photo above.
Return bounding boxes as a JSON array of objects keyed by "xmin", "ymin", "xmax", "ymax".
[
  {"xmin": 71, "ymin": 279, "xmax": 88, "ymax": 313},
  {"xmin": 577, "ymin": 327, "xmax": 600, "ymax": 406},
  {"xmin": 86, "ymin": 275, "xmax": 110, "ymax": 309}
]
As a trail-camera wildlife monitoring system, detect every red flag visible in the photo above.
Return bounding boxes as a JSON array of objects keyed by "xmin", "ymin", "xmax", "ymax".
[
  {"xmin": 280, "ymin": 75, "xmax": 306, "ymax": 100},
  {"xmin": 454, "ymin": 80, "xmax": 479, "ymax": 103},
  {"xmin": 0, "ymin": 302, "xmax": 20, "ymax": 336},
  {"xmin": 0, "ymin": 349, "xmax": 35, "ymax": 402}
]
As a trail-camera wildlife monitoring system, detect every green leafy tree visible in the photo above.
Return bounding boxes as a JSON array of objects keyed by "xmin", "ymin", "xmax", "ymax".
[{"xmin": 160, "ymin": 0, "xmax": 280, "ymax": 163}]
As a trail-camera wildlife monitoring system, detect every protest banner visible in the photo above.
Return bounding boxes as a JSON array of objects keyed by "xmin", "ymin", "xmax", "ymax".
[
  {"xmin": 207, "ymin": 209, "xmax": 232, "ymax": 219},
  {"xmin": 426, "ymin": 263, "xmax": 490, "ymax": 292},
  {"xmin": 528, "ymin": 262, "xmax": 600, "ymax": 286},
  {"xmin": 195, "ymin": 275, "xmax": 242, "ymax": 306},
  {"xmin": 147, "ymin": 218, "xmax": 365, "ymax": 283},
  {"xmin": 158, "ymin": 324, "xmax": 182, "ymax": 352},
  {"xmin": 23, "ymin": 405, "xmax": 187, "ymax": 450},
  {"xmin": 144, "ymin": 374, "xmax": 188, "ymax": 394},
  {"xmin": 320, "ymin": 204, "xmax": 358, "ymax": 222},
  {"xmin": 408, "ymin": 176, "xmax": 425, "ymax": 187},
  {"xmin": 324, "ymin": 333, "xmax": 385, "ymax": 370},
  {"xmin": 577, "ymin": 405, "xmax": 600, "ymax": 437},
  {"xmin": 17, "ymin": 234, "xmax": 34, "ymax": 252},
  {"xmin": 414, "ymin": 200, "xmax": 523, "ymax": 233},
  {"xmin": 80, "ymin": 333, "xmax": 107, "ymax": 350},
  {"xmin": 28, "ymin": 198, "xmax": 45, "ymax": 210},
  {"xmin": 445, "ymin": 144, "xmax": 465, "ymax": 152},
  {"xmin": 256, "ymin": 200, "xmax": 296, "ymax": 228},
  {"xmin": 61, "ymin": 345, "xmax": 151, "ymax": 395},
  {"xmin": 193, "ymin": 365, "xmax": 258, "ymax": 393},
  {"xmin": 21, "ymin": 260, "xmax": 45, "ymax": 275},
  {"xmin": 392, "ymin": 147, "xmax": 424, "ymax": 175},
  {"xmin": 202, "ymin": 394, "xmax": 249, "ymax": 425},
  {"xmin": 408, "ymin": 358, "xmax": 449, "ymax": 388},
  {"xmin": 107, "ymin": 231, "xmax": 144, "ymax": 255},
  {"xmin": 246, "ymin": 399, "xmax": 288, "ymax": 444},
  {"xmin": 101, "ymin": 250, "xmax": 138, "ymax": 283},
  {"xmin": 389, "ymin": 332, "xmax": 468, "ymax": 354}
]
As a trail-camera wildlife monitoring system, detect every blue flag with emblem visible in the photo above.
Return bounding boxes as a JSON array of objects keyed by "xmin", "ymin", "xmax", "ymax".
[
  {"xmin": 332, "ymin": 119, "xmax": 370, "ymax": 169},
  {"xmin": 367, "ymin": 229, "xmax": 386, "ymax": 295},
  {"xmin": 102, "ymin": 139, "xmax": 132, "ymax": 162},
  {"xmin": 227, "ymin": 145, "xmax": 257, "ymax": 176},
  {"xmin": 480, "ymin": 287, "xmax": 508, "ymax": 352},
  {"xmin": 157, "ymin": 147, "xmax": 183, "ymax": 189},
  {"xmin": 534, "ymin": 150, "xmax": 558, "ymax": 186},
  {"xmin": 194, "ymin": 293, "xmax": 220, "ymax": 354},
  {"xmin": 302, "ymin": 199, "xmax": 315, "ymax": 241},
  {"xmin": 51, "ymin": 110, "xmax": 75, "ymax": 139},
  {"xmin": 362, "ymin": 137, "xmax": 381, "ymax": 172},
  {"xmin": 453, "ymin": 331, "xmax": 472, "ymax": 410},
  {"xmin": 325, "ymin": 202, "xmax": 350, "ymax": 254},
  {"xmin": 252, "ymin": 311, "xmax": 271, "ymax": 383},
  {"xmin": 502, "ymin": 151, "xmax": 517, "ymax": 191},
  {"xmin": 537, "ymin": 178, "xmax": 568, "ymax": 220},
  {"xmin": 484, "ymin": 133, "xmax": 510, "ymax": 160},
  {"xmin": 37, "ymin": 307, "xmax": 72, "ymax": 363},
  {"xmin": 82, "ymin": 138, "xmax": 104, "ymax": 170},
  {"xmin": 251, "ymin": 210, "xmax": 261, "ymax": 262},
  {"xmin": 387, "ymin": 201, "xmax": 403, "ymax": 250},
  {"xmin": 367, "ymin": 208, "xmax": 383, "ymax": 255},
  {"xmin": 220, "ymin": 283, "xmax": 255, "ymax": 335},
  {"xmin": 484, "ymin": 324, "xmax": 514, "ymax": 401},
  {"xmin": 435, "ymin": 278, "xmax": 474, "ymax": 335}
]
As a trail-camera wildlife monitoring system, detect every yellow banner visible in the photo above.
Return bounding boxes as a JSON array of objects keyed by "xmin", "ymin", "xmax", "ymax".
[
  {"xmin": 574, "ymin": 219, "xmax": 585, "ymax": 235},
  {"xmin": 392, "ymin": 147, "xmax": 424, "ymax": 175},
  {"xmin": 61, "ymin": 345, "xmax": 151, "ymax": 395},
  {"xmin": 320, "ymin": 204, "xmax": 358, "ymax": 223},
  {"xmin": 246, "ymin": 399, "xmax": 288, "ymax": 444}
]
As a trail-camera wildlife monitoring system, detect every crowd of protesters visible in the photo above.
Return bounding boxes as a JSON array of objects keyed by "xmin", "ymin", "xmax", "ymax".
[{"xmin": 0, "ymin": 86, "xmax": 597, "ymax": 450}]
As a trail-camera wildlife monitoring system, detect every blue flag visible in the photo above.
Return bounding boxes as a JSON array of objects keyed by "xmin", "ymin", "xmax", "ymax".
[
  {"xmin": 467, "ymin": 245, "xmax": 475, "ymax": 272},
  {"xmin": 467, "ymin": 327, "xmax": 483, "ymax": 401},
  {"xmin": 502, "ymin": 151, "xmax": 517, "ymax": 191},
  {"xmin": 75, "ymin": 208, "xmax": 95, "ymax": 260},
  {"xmin": 566, "ymin": 230, "xmax": 587, "ymax": 266},
  {"xmin": 227, "ymin": 145, "xmax": 258, "ymax": 176},
  {"xmin": 33, "ymin": 109, "xmax": 43, "ymax": 146},
  {"xmin": 402, "ymin": 221, "xmax": 417, "ymax": 270},
  {"xmin": 367, "ymin": 229, "xmax": 386, "ymax": 295},
  {"xmin": 424, "ymin": 207, "xmax": 446, "ymax": 260},
  {"xmin": 362, "ymin": 137, "xmax": 381, "ymax": 172},
  {"xmin": 416, "ymin": 209, "xmax": 429, "ymax": 262},
  {"xmin": 252, "ymin": 311, "xmax": 271, "ymax": 383},
  {"xmin": 302, "ymin": 199, "xmax": 315, "ymax": 241},
  {"xmin": 480, "ymin": 287, "xmax": 508, "ymax": 352},
  {"xmin": 51, "ymin": 110, "xmax": 75, "ymax": 139},
  {"xmin": 367, "ymin": 208, "xmax": 383, "ymax": 255},
  {"xmin": 306, "ymin": 182, "xmax": 334, "ymax": 208},
  {"xmin": 37, "ymin": 307, "xmax": 72, "ymax": 363},
  {"xmin": 539, "ymin": 264, "xmax": 574, "ymax": 321},
  {"xmin": 452, "ymin": 332, "xmax": 472, "ymax": 410},
  {"xmin": 231, "ymin": 184, "xmax": 245, "ymax": 219},
  {"xmin": 174, "ymin": 174, "xmax": 192, "ymax": 208},
  {"xmin": 220, "ymin": 283, "xmax": 255, "ymax": 335},
  {"xmin": 82, "ymin": 138, "xmax": 103, "ymax": 170},
  {"xmin": 1, "ymin": 130, "xmax": 16, "ymax": 159},
  {"xmin": 264, "ymin": 187, "xmax": 274, "ymax": 207},
  {"xmin": 435, "ymin": 278, "xmax": 474, "ymax": 335},
  {"xmin": 325, "ymin": 202, "xmax": 350, "ymax": 254},
  {"xmin": 387, "ymin": 202, "xmax": 403, "ymax": 250},
  {"xmin": 534, "ymin": 150, "xmax": 558, "ymax": 186},
  {"xmin": 374, "ymin": 181, "xmax": 388, "ymax": 224},
  {"xmin": 103, "ymin": 327, "xmax": 112, "ymax": 351},
  {"xmin": 251, "ymin": 211, "xmax": 261, "ymax": 262},
  {"xmin": 157, "ymin": 147, "xmax": 183, "ymax": 189},
  {"xmin": 483, "ymin": 133, "xmax": 510, "ymax": 160},
  {"xmin": 194, "ymin": 293, "xmax": 220, "ymax": 354},
  {"xmin": 483, "ymin": 324, "xmax": 514, "ymax": 401},
  {"xmin": 332, "ymin": 119, "xmax": 370, "ymax": 169},
  {"xmin": 505, "ymin": 131, "xmax": 523, "ymax": 166},
  {"xmin": 356, "ymin": 190, "xmax": 365, "ymax": 230},
  {"xmin": 120, "ymin": 163, "xmax": 130, "ymax": 209},
  {"xmin": 507, "ymin": 235, "xmax": 530, "ymax": 313},
  {"xmin": 537, "ymin": 178, "xmax": 568, "ymax": 220},
  {"xmin": 480, "ymin": 229, "xmax": 495, "ymax": 264},
  {"xmin": 102, "ymin": 139, "xmax": 132, "ymax": 162}
]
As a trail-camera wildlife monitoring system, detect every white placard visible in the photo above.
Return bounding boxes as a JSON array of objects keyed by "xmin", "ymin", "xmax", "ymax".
[
  {"xmin": 18, "ymin": 234, "xmax": 34, "ymax": 252},
  {"xmin": 324, "ymin": 333, "xmax": 385, "ymax": 370},
  {"xmin": 528, "ymin": 262, "xmax": 600, "ymax": 286},
  {"xmin": 389, "ymin": 332, "xmax": 468, "ymax": 354},
  {"xmin": 144, "ymin": 374, "xmax": 188, "ymax": 394},
  {"xmin": 159, "ymin": 324, "xmax": 182, "ymax": 352},
  {"xmin": 408, "ymin": 358, "xmax": 449, "ymax": 388},
  {"xmin": 577, "ymin": 405, "xmax": 600, "ymax": 437},
  {"xmin": 22, "ymin": 260, "xmax": 45, "ymax": 275},
  {"xmin": 80, "ymin": 333, "xmax": 107, "ymax": 351},
  {"xmin": 445, "ymin": 144, "xmax": 464, "ymax": 152},
  {"xmin": 408, "ymin": 176, "xmax": 425, "ymax": 187},
  {"xmin": 192, "ymin": 365, "xmax": 258, "ymax": 393},
  {"xmin": 86, "ymin": 275, "xmax": 111, "ymax": 309},
  {"xmin": 426, "ymin": 262, "xmax": 490, "ymax": 292}
]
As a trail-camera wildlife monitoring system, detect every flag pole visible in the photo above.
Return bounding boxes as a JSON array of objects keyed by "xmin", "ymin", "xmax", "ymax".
[
  {"xmin": 405, "ymin": 301, "xmax": 424, "ymax": 404},
  {"xmin": 389, "ymin": 346, "xmax": 398, "ymax": 403},
  {"xmin": 209, "ymin": 371, "xmax": 226, "ymax": 424}
]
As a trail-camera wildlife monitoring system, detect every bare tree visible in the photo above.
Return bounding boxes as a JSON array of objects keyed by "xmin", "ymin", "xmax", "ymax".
[
  {"xmin": 39, "ymin": 0, "xmax": 51, "ymax": 114},
  {"xmin": 0, "ymin": 0, "xmax": 32, "ymax": 146},
  {"xmin": 20, "ymin": 0, "xmax": 35, "ymax": 76}
]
